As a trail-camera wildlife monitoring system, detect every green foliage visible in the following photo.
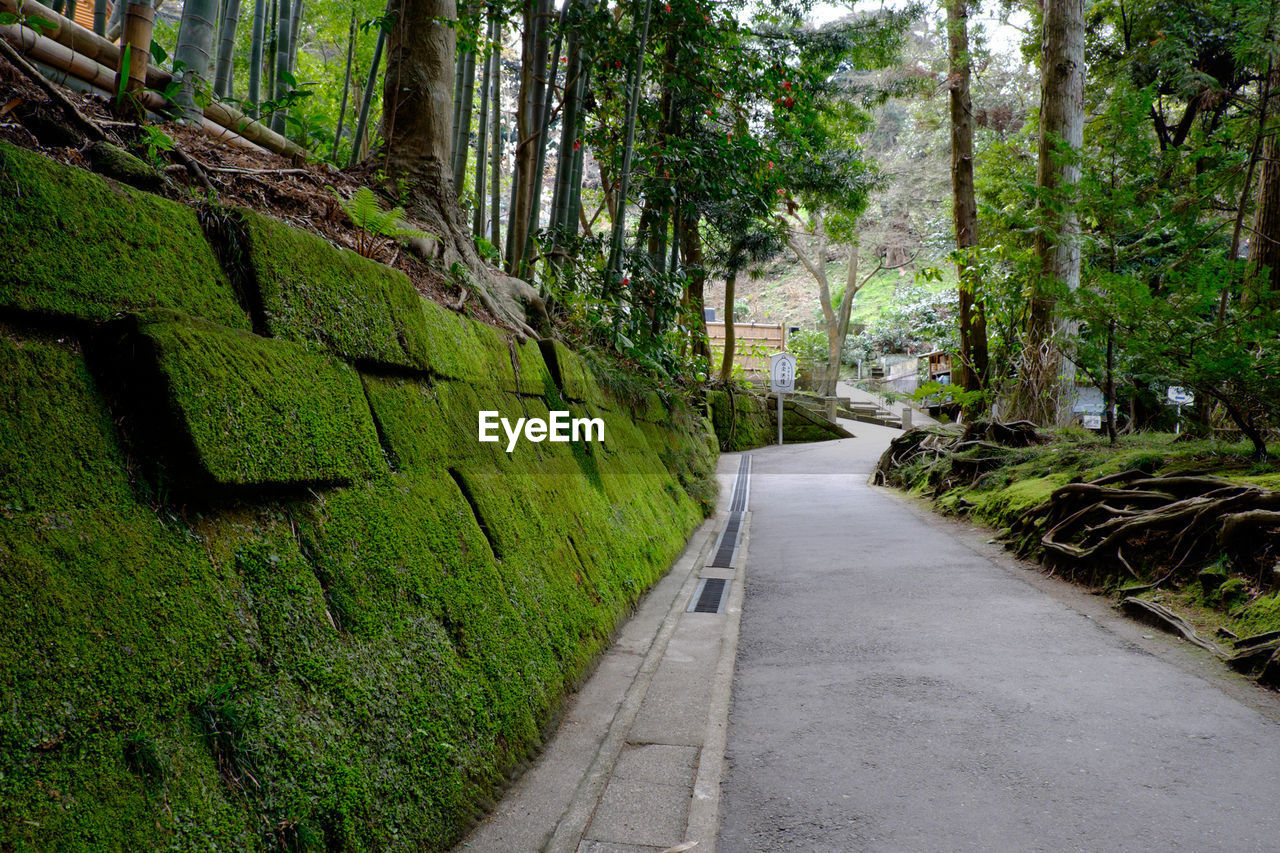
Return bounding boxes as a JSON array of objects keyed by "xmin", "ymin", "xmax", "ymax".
[
  {"xmin": 912, "ymin": 379, "xmax": 984, "ymax": 411},
  {"xmin": 848, "ymin": 284, "xmax": 959, "ymax": 361},
  {"xmin": 332, "ymin": 186, "xmax": 434, "ymax": 259},
  {"xmin": 0, "ymin": 143, "xmax": 249, "ymax": 328},
  {"xmin": 788, "ymin": 328, "xmax": 828, "ymax": 371},
  {"xmin": 137, "ymin": 126, "xmax": 175, "ymax": 168}
]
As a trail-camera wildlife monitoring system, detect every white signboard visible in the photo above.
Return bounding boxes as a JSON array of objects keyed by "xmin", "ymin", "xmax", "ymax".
[
  {"xmin": 1072, "ymin": 386, "xmax": 1106, "ymax": 416},
  {"xmin": 1167, "ymin": 386, "xmax": 1194, "ymax": 406},
  {"xmin": 770, "ymin": 352, "xmax": 797, "ymax": 394},
  {"xmin": 1082, "ymin": 414, "xmax": 1102, "ymax": 430}
]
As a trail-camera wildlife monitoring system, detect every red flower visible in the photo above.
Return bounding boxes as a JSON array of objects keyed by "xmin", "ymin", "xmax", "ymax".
[
  {"xmin": 664, "ymin": 2, "xmax": 671, "ymax": 10},
  {"xmin": 783, "ymin": 80, "xmax": 791, "ymax": 90},
  {"xmin": 784, "ymin": 97, "xmax": 794, "ymax": 108},
  {"xmin": 573, "ymin": 140, "xmax": 581, "ymax": 150},
  {"xmin": 622, "ymin": 277, "xmax": 630, "ymax": 287},
  {"xmin": 767, "ymin": 161, "xmax": 774, "ymax": 169}
]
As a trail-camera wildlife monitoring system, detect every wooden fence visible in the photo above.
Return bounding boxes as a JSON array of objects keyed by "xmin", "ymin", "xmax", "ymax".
[{"xmin": 707, "ymin": 322, "xmax": 785, "ymax": 377}]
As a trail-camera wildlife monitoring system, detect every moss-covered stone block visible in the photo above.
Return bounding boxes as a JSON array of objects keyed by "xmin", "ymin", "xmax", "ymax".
[
  {"xmin": 707, "ymin": 390, "xmax": 851, "ymax": 451},
  {"xmin": 0, "ymin": 142, "xmax": 249, "ymax": 328},
  {"xmin": 538, "ymin": 339, "xmax": 610, "ymax": 407},
  {"xmin": 416, "ymin": 299, "xmax": 551, "ymax": 393},
  {"xmin": 237, "ymin": 209, "xmax": 431, "ymax": 369},
  {"xmin": 126, "ymin": 313, "xmax": 385, "ymax": 487},
  {"xmin": 707, "ymin": 389, "xmax": 772, "ymax": 451}
]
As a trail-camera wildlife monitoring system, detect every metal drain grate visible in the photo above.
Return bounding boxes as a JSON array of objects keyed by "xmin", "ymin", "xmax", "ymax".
[
  {"xmin": 708, "ymin": 513, "xmax": 741, "ymax": 568},
  {"xmin": 729, "ymin": 455, "xmax": 752, "ymax": 512},
  {"xmin": 706, "ymin": 455, "xmax": 752, "ymax": 569},
  {"xmin": 687, "ymin": 578, "xmax": 729, "ymax": 614}
]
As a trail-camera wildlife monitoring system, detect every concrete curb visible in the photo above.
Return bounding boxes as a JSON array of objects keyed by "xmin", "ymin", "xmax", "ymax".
[{"xmin": 684, "ymin": 513, "xmax": 749, "ymax": 853}]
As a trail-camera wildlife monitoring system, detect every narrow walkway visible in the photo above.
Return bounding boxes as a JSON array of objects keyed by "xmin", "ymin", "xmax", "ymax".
[{"xmin": 720, "ymin": 423, "xmax": 1280, "ymax": 852}]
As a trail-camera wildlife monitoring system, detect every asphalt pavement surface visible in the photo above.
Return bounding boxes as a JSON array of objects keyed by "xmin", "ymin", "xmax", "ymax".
[{"xmin": 719, "ymin": 422, "xmax": 1280, "ymax": 853}]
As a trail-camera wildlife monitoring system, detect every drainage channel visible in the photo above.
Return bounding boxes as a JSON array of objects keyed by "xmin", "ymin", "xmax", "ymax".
[{"xmin": 690, "ymin": 455, "xmax": 752, "ymax": 613}]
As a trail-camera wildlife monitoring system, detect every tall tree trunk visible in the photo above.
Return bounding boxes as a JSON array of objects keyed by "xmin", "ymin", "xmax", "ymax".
[
  {"xmin": 384, "ymin": 0, "xmax": 543, "ymax": 333},
  {"xmin": 718, "ymin": 268, "xmax": 736, "ymax": 383},
  {"xmin": 506, "ymin": 0, "xmax": 553, "ymax": 274},
  {"xmin": 213, "ymin": 0, "xmax": 241, "ymax": 98},
  {"xmin": 549, "ymin": 6, "xmax": 584, "ymax": 245},
  {"xmin": 1011, "ymin": 0, "xmax": 1084, "ymax": 425},
  {"xmin": 249, "ymin": 0, "xmax": 265, "ymax": 113},
  {"xmin": 947, "ymin": 0, "xmax": 987, "ymax": 397},
  {"xmin": 332, "ymin": 7, "xmax": 357, "ymax": 160},
  {"xmin": 1248, "ymin": 60, "xmax": 1280, "ymax": 305},
  {"xmin": 823, "ymin": 242, "xmax": 860, "ymax": 397},
  {"xmin": 288, "ymin": 0, "xmax": 303, "ymax": 73},
  {"xmin": 605, "ymin": 0, "xmax": 654, "ymax": 282},
  {"xmin": 112, "ymin": 0, "xmax": 153, "ymax": 119},
  {"xmin": 348, "ymin": 1, "xmax": 388, "ymax": 167},
  {"xmin": 490, "ymin": 19, "xmax": 502, "ymax": 246},
  {"xmin": 682, "ymin": 216, "xmax": 710, "ymax": 364},
  {"xmin": 269, "ymin": 0, "xmax": 293, "ymax": 133},
  {"xmin": 472, "ymin": 13, "xmax": 493, "ymax": 237},
  {"xmin": 523, "ymin": 2, "xmax": 569, "ymax": 267},
  {"xmin": 451, "ymin": 41, "xmax": 476, "ymax": 193},
  {"xmin": 267, "ymin": 0, "xmax": 277, "ymax": 101},
  {"xmin": 173, "ymin": 0, "xmax": 219, "ymax": 122},
  {"xmin": 565, "ymin": 68, "xmax": 590, "ymax": 242}
]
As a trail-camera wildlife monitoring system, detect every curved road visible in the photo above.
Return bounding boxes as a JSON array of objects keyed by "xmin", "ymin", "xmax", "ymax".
[{"xmin": 720, "ymin": 424, "xmax": 1280, "ymax": 852}]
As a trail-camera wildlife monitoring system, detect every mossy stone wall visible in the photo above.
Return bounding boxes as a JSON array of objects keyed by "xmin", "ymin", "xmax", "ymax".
[
  {"xmin": 0, "ymin": 150, "xmax": 715, "ymax": 851},
  {"xmin": 706, "ymin": 389, "xmax": 852, "ymax": 451}
]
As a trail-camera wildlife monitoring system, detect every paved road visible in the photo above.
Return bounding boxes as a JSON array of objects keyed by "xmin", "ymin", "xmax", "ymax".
[{"xmin": 720, "ymin": 424, "xmax": 1280, "ymax": 853}]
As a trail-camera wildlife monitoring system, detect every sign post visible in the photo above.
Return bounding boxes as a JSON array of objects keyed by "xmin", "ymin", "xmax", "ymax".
[
  {"xmin": 770, "ymin": 352, "xmax": 797, "ymax": 447},
  {"xmin": 1167, "ymin": 386, "xmax": 1194, "ymax": 435}
]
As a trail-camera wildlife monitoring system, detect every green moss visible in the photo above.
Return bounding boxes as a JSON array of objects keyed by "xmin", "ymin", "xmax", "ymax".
[
  {"xmin": 237, "ymin": 209, "xmax": 431, "ymax": 369},
  {"xmin": 541, "ymin": 340, "xmax": 611, "ymax": 407},
  {"xmin": 0, "ymin": 142, "xmax": 248, "ymax": 328},
  {"xmin": 412, "ymin": 299, "xmax": 552, "ymax": 393},
  {"xmin": 706, "ymin": 390, "xmax": 848, "ymax": 451},
  {"xmin": 128, "ymin": 313, "xmax": 385, "ymax": 487},
  {"xmin": 968, "ymin": 474, "xmax": 1070, "ymax": 528}
]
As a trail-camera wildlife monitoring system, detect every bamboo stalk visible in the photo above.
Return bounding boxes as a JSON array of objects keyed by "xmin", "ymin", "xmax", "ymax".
[
  {"xmin": 347, "ymin": 0, "xmax": 388, "ymax": 168},
  {"xmin": 1, "ymin": 23, "xmax": 267, "ymax": 153},
  {"xmin": 0, "ymin": 12, "xmax": 307, "ymax": 158},
  {"xmin": 331, "ymin": 5, "xmax": 355, "ymax": 161},
  {"xmin": 248, "ymin": 0, "xmax": 265, "ymax": 113}
]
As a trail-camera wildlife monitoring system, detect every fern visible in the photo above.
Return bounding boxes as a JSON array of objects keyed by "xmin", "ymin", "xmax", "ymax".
[{"xmin": 332, "ymin": 186, "xmax": 435, "ymax": 259}]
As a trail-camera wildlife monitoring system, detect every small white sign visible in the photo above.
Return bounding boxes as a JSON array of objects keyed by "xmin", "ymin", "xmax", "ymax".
[
  {"xmin": 1072, "ymin": 386, "xmax": 1106, "ymax": 416},
  {"xmin": 1082, "ymin": 414, "xmax": 1102, "ymax": 430},
  {"xmin": 770, "ymin": 352, "xmax": 797, "ymax": 394},
  {"xmin": 1167, "ymin": 386, "xmax": 1194, "ymax": 406}
]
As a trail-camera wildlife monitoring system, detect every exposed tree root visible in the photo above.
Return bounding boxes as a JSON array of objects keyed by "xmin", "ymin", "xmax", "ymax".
[
  {"xmin": 873, "ymin": 420, "xmax": 1046, "ymax": 490},
  {"xmin": 1003, "ymin": 473, "xmax": 1280, "ymax": 587}
]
